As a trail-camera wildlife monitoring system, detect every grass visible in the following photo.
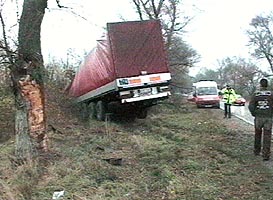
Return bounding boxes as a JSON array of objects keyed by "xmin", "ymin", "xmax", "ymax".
[{"xmin": 1, "ymin": 90, "xmax": 273, "ymax": 199}]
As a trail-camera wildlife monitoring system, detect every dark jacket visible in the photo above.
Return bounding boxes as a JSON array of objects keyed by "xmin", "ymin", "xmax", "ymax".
[{"xmin": 248, "ymin": 87, "xmax": 273, "ymax": 117}]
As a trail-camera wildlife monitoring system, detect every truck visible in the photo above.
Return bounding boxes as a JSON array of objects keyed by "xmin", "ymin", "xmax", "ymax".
[
  {"xmin": 68, "ymin": 20, "xmax": 172, "ymax": 120},
  {"xmin": 192, "ymin": 80, "xmax": 220, "ymax": 108}
]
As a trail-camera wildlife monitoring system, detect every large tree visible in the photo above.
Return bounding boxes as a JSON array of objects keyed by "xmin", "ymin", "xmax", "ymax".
[
  {"xmin": 218, "ymin": 57, "xmax": 260, "ymax": 95},
  {"xmin": 168, "ymin": 36, "xmax": 200, "ymax": 89},
  {"xmin": 132, "ymin": 0, "xmax": 192, "ymax": 48},
  {"xmin": 10, "ymin": 0, "xmax": 48, "ymax": 162},
  {"xmin": 218, "ymin": 57, "xmax": 263, "ymax": 96},
  {"xmin": 247, "ymin": 13, "xmax": 273, "ymax": 72},
  {"xmin": 194, "ymin": 68, "xmax": 220, "ymax": 83}
]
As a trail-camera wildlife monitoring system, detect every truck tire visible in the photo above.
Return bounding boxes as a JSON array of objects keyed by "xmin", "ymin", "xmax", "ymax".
[
  {"xmin": 96, "ymin": 101, "xmax": 106, "ymax": 121},
  {"xmin": 80, "ymin": 103, "xmax": 89, "ymax": 120},
  {"xmin": 88, "ymin": 102, "xmax": 97, "ymax": 120}
]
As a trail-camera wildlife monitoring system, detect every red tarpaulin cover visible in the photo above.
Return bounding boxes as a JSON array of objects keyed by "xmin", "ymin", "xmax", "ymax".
[{"xmin": 69, "ymin": 20, "xmax": 169, "ymax": 97}]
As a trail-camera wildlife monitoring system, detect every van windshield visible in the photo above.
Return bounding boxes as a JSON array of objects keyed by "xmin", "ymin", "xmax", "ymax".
[{"xmin": 197, "ymin": 87, "xmax": 217, "ymax": 96}]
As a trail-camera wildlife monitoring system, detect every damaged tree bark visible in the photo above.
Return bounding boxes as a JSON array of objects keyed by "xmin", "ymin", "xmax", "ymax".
[{"xmin": 12, "ymin": 0, "xmax": 48, "ymax": 161}]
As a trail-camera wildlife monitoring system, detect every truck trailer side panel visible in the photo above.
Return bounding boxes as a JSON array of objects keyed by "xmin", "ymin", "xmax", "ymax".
[{"xmin": 69, "ymin": 40, "xmax": 116, "ymax": 97}]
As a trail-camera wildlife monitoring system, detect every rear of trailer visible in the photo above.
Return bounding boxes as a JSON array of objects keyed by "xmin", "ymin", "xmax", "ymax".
[{"xmin": 69, "ymin": 20, "xmax": 171, "ymax": 120}]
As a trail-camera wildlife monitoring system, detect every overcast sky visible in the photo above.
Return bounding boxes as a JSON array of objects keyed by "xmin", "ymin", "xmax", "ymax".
[
  {"xmin": 41, "ymin": 0, "xmax": 138, "ymax": 65},
  {"xmin": 182, "ymin": 0, "xmax": 273, "ymax": 75},
  {"xmin": 16, "ymin": 0, "xmax": 273, "ymax": 74}
]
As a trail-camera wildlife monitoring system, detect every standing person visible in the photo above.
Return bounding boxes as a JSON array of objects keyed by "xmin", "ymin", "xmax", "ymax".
[
  {"xmin": 248, "ymin": 78, "xmax": 273, "ymax": 161},
  {"xmin": 221, "ymin": 85, "xmax": 237, "ymax": 118}
]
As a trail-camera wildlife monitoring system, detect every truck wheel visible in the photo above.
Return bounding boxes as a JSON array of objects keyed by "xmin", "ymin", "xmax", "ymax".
[
  {"xmin": 80, "ymin": 103, "xmax": 89, "ymax": 120},
  {"xmin": 96, "ymin": 101, "xmax": 106, "ymax": 121},
  {"xmin": 136, "ymin": 108, "xmax": 148, "ymax": 119},
  {"xmin": 88, "ymin": 102, "xmax": 97, "ymax": 120}
]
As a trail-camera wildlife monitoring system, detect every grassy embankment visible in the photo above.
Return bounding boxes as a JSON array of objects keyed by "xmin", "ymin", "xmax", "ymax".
[{"xmin": 1, "ymin": 87, "xmax": 273, "ymax": 200}]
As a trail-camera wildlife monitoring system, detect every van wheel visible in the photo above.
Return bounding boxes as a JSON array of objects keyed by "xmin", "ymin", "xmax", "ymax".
[
  {"xmin": 88, "ymin": 102, "xmax": 97, "ymax": 120},
  {"xmin": 96, "ymin": 101, "xmax": 106, "ymax": 121}
]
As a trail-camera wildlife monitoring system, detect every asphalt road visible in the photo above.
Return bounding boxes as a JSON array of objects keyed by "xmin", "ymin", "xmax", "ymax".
[{"xmin": 220, "ymin": 101, "xmax": 254, "ymax": 125}]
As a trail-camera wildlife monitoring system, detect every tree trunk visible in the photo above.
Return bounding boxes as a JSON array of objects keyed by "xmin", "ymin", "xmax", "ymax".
[{"xmin": 12, "ymin": 0, "xmax": 48, "ymax": 161}]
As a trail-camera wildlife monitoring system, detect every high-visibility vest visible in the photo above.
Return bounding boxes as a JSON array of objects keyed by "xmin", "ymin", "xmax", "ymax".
[{"xmin": 221, "ymin": 88, "xmax": 236, "ymax": 104}]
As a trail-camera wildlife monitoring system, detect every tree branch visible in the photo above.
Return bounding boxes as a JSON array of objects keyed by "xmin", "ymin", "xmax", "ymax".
[
  {"xmin": 0, "ymin": 11, "xmax": 15, "ymax": 69},
  {"xmin": 132, "ymin": 0, "xmax": 144, "ymax": 20},
  {"xmin": 56, "ymin": 0, "xmax": 69, "ymax": 8}
]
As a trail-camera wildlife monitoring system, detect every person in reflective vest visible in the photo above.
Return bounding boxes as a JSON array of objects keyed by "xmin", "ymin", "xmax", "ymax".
[
  {"xmin": 248, "ymin": 78, "xmax": 273, "ymax": 161},
  {"xmin": 221, "ymin": 85, "xmax": 237, "ymax": 118}
]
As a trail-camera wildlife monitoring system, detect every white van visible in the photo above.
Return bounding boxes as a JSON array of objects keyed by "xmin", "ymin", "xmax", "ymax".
[{"xmin": 193, "ymin": 81, "xmax": 220, "ymax": 108}]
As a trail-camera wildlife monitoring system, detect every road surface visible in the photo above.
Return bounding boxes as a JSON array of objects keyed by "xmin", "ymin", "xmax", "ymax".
[{"xmin": 220, "ymin": 102, "xmax": 254, "ymax": 125}]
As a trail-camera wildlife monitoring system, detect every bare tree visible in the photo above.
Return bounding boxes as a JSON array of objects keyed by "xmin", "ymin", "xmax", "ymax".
[
  {"xmin": 247, "ymin": 13, "xmax": 273, "ymax": 72},
  {"xmin": 216, "ymin": 57, "xmax": 263, "ymax": 96},
  {"xmin": 8, "ymin": 0, "xmax": 49, "ymax": 162},
  {"xmin": 0, "ymin": 12, "xmax": 13, "ymax": 87},
  {"xmin": 0, "ymin": 0, "xmax": 90, "ymax": 162},
  {"xmin": 132, "ymin": 0, "xmax": 192, "ymax": 48},
  {"xmin": 168, "ymin": 36, "xmax": 200, "ymax": 87},
  {"xmin": 132, "ymin": 0, "xmax": 165, "ymax": 20}
]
